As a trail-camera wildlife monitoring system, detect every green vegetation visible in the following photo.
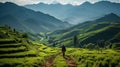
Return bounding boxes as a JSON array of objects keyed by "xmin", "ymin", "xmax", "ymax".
[
  {"xmin": 53, "ymin": 55, "xmax": 67, "ymax": 67},
  {"xmin": 0, "ymin": 25, "xmax": 120, "ymax": 67},
  {"xmin": 66, "ymin": 48, "xmax": 120, "ymax": 67},
  {"xmin": 44, "ymin": 23, "xmax": 120, "ymax": 48},
  {"xmin": 0, "ymin": 26, "xmax": 59, "ymax": 67}
]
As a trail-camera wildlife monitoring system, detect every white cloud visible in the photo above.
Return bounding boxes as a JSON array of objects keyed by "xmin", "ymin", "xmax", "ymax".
[
  {"xmin": 0, "ymin": 0, "xmax": 40, "ymax": 5},
  {"xmin": 0, "ymin": 0, "xmax": 120, "ymax": 5}
]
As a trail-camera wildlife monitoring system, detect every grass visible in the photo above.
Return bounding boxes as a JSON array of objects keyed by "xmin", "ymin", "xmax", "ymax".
[
  {"xmin": 0, "ymin": 46, "xmax": 26, "ymax": 51},
  {"xmin": 0, "ymin": 43, "xmax": 24, "ymax": 48},
  {"xmin": 0, "ymin": 57, "xmax": 42, "ymax": 67},
  {"xmin": 0, "ymin": 42, "xmax": 59, "ymax": 67},
  {"xmin": 37, "ymin": 44, "xmax": 60, "ymax": 61},
  {"xmin": 53, "ymin": 55, "xmax": 67, "ymax": 67},
  {"xmin": 0, "ymin": 26, "xmax": 59, "ymax": 67},
  {"xmin": 0, "ymin": 50, "xmax": 36, "ymax": 56},
  {"xmin": 66, "ymin": 48, "xmax": 120, "ymax": 67}
]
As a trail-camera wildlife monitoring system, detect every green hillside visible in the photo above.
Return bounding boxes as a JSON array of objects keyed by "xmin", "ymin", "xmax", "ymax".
[
  {"xmin": 0, "ymin": 26, "xmax": 59, "ymax": 67},
  {"xmin": 0, "ymin": 25, "xmax": 120, "ymax": 67},
  {"xmin": 40, "ymin": 13, "xmax": 120, "ymax": 48},
  {"xmin": 66, "ymin": 48, "xmax": 120, "ymax": 67},
  {"xmin": 44, "ymin": 24, "xmax": 120, "ymax": 48},
  {"xmin": 47, "ymin": 13, "xmax": 120, "ymax": 40}
]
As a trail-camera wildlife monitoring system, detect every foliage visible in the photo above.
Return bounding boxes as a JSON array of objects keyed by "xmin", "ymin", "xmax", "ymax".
[
  {"xmin": 73, "ymin": 35, "xmax": 78, "ymax": 47},
  {"xmin": 66, "ymin": 48, "xmax": 120, "ymax": 67},
  {"xmin": 0, "ymin": 26, "xmax": 59, "ymax": 67},
  {"xmin": 21, "ymin": 33, "xmax": 28, "ymax": 38}
]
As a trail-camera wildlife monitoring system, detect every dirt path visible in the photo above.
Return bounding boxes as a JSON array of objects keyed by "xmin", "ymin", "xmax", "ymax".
[
  {"xmin": 65, "ymin": 56, "xmax": 77, "ymax": 67},
  {"xmin": 43, "ymin": 52, "xmax": 61, "ymax": 67},
  {"xmin": 43, "ymin": 53, "xmax": 77, "ymax": 67}
]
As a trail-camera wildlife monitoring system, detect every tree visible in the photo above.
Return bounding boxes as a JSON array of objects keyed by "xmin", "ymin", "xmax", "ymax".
[
  {"xmin": 95, "ymin": 45, "xmax": 100, "ymax": 50},
  {"xmin": 73, "ymin": 35, "xmax": 78, "ymax": 47},
  {"xmin": 13, "ymin": 28, "xmax": 16, "ymax": 32},
  {"xmin": 22, "ymin": 33, "xmax": 28, "ymax": 38},
  {"xmin": 52, "ymin": 42, "xmax": 56, "ymax": 47}
]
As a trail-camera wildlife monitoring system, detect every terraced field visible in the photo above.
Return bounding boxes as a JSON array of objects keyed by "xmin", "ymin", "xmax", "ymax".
[
  {"xmin": 0, "ymin": 26, "xmax": 59, "ymax": 67},
  {"xmin": 0, "ymin": 39, "xmax": 36, "ymax": 66},
  {"xmin": 0, "ymin": 38, "xmax": 60, "ymax": 67},
  {"xmin": 0, "ymin": 40, "xmax": 120, "ymax": 67}
]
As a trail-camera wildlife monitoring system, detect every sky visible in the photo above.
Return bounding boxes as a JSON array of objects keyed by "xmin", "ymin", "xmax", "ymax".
[{"xmin": 0, "ymin": 0, "xmax": 120, "ymax": 5}]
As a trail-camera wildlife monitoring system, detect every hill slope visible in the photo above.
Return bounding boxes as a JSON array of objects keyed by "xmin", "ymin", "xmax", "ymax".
[
  {"xmin": 0, "ymin": 2, "xmax": 70, "ymax": 33},
  {"xmin": 44, "ymin": 13, "xmax": 120, "ymax": 48},
  {"xmin": 0, "ymin": 26, "xmax": 59, "ymax": 66}
]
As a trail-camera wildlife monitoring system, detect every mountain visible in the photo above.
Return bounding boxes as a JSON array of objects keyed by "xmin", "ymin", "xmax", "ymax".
[
  {"xmin": 48, "ymin": 13, "xmax": 120, "ymax": 38},
  {"xmin": 94, "ymin": 13, "xmax": 120, "ymax": 22},
  {"xmin": 25, "ymin": 3, "xmax": 74, "ymax": 20},
  {"xmin": 43, "ymin": 13, "xmax": 120, "ymax": 47},
  {"xmin": 25, "ymin": 1, "xmax": 120, "ymax": 24},
  {"xmin": 0, "ymin": 2, "xmax": 70, "ymax": 33}
]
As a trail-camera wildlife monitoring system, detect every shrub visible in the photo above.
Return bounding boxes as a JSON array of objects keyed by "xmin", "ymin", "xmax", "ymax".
[{"xmin": 22, "ymin": 33, "xmax": 28, "ymax": 38}]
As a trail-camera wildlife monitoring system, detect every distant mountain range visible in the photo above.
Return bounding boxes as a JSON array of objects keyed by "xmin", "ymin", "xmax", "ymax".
[
  {"xmin": 0, "ymin": 2, "xmax": 70, "ymax": 33},
  {"xmin": 45, "ymin": 13, "xmax": 120, "ymax": 47},
  {"xmin": 25, "ymin": 1, "xmax": 120, "ymax": 24}
]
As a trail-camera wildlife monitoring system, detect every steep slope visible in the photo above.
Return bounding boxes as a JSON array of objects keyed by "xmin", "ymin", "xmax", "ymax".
[
  {"xmin": 48, "ymin": 13, "xmax": 120, "ymax": 39},
  {"xmin": 79, "ymin": 25, "xmax": 120, "ymax": 47},
  {"xmin": 94, "ymin": 13, "xmax": 120, "ymax": 22},
  {"xmin": 44, "ymin": 13, "xmax": 120, "ymax": 47},
  {"xmin": 0, "ymin": 2, "xmax": 70, "ymax": 33},
  {"xmin": 25, "ymin": 3, "xmax": 74, "ymax": 20},
  {"xmin": 25, "ymin": 1, "xmax": 120, "ymax": 24},
  {"xmin": 48, "ymin": 24, "xmax": 120, "ymax": 48},
  {"xmin": 0, "ymin": 26, "xmax": 37, "ymax": 66},
  {"xmin": 0, "ymin": 26, "xmax": 59, "ymax": 66}
]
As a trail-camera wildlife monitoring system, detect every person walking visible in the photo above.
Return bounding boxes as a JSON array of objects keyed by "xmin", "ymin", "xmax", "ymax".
[{"xmin": 62, "ymin": 45, "xmax": 66, "ymax": 57}]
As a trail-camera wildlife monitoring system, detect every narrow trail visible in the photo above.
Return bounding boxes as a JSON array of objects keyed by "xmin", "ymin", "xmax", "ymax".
[
  {"xmin": 65, "ymin": 56, "xmax": 77, "ymax": 67},
  {"xmin": 43, "ymin": 52, "xmax": 61, "ymax": 67},
  {"xmin": 43, "ymin": 52, "xmax": 77, "ymax": 67}
]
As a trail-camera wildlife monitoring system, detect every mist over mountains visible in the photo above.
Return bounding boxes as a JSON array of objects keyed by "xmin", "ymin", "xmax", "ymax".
[
  {"xmin": 0, "ymin": 2, "xmax": 70, "ymax": 33},
  {"xmin": 25, "ymin": 1, "xmax": 120, "ymax": 24}
]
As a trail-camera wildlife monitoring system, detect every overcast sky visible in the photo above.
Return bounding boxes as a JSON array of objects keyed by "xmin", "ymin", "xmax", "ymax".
[{"xmin": 0, "ymin": 0, "xmax": 120, "ymax": 5}]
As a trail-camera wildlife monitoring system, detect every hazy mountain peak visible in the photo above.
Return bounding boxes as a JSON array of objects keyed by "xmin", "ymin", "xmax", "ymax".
[
  {"xmin": 96, "ymin": 1, "xmax": 111, "ymax": 3},
  {"xmin": 4, "ymin": 2, "xmax": 17, "ymax": 5},
  {"xmin": 95, "ymin": 13, "xmax": 120, "ymax": 22},
  {"xmin": 105, "ymin": 13, "xmax": 120, "ymax": 17},
  {"xmin": 25, "ymin": 1, "xmax": 120, "ymax": 24},
  {"xmin": 81, "ymin": 1, "xmax": 92, "ymax": 6},
  {"xmin": 94, "ymin": 1, "xmax": 117, "ymax": 5}
]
